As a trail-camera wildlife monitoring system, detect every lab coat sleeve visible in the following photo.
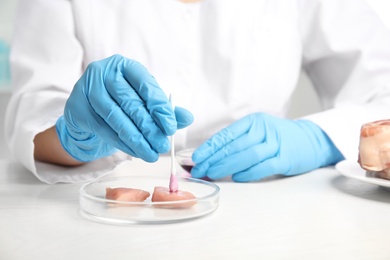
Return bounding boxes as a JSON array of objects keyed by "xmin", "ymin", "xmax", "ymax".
[
  {"xmin": 5, "ymin": 0, "xmax": 129, "ymax": 184},
  {"xmin": 298, "ymin": 0, "xmax": 390, "ymax": 161}
]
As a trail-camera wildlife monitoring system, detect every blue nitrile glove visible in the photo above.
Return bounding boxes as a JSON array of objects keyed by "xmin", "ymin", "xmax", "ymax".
[
  {"xmin": 191, "ymin": 112, "xmax": 344, "ymax": 182},
  {"xmin": 56, "ymin": 54, "xmax": 194, "ymax": 162}
]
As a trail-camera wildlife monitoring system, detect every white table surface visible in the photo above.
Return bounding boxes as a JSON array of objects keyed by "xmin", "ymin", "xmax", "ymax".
[{"xmin": 1, "ymin": 157, "xmax": 390, "ymax": 260}]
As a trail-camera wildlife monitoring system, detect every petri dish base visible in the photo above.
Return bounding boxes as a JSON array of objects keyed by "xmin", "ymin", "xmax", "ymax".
[
  {"xmin": 176, "ymin": 148, "xmax": 196, "ymax": 171},
  {"xmin": 79, "ymin": 175, "xmax": 220, "ymax": 225}
]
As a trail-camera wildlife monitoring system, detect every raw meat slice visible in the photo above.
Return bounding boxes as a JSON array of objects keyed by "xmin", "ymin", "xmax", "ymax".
[
  {"xmin": 151, "ymin": 186, "xmax": 196, "ymax": 208},
  {"xmin": 105, "ymin": 187, "xmax": 150, "ymax": 202},
  {"xmin": 358, "ymin": 119, "xmax": 390, "ymax": 180}
]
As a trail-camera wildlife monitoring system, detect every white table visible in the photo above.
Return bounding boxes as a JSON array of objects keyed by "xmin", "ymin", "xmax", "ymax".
[{"xmin": 1, "ymin": 157, "xmax": 390, "ymax": 260}]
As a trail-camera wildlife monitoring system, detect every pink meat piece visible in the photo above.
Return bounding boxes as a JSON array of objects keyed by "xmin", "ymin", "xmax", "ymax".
[
  {"xmin": 358, "ymin": 119, "xmax": 390, "ymax": 179},
  {"xmin": 105, "ymin": 187, "xmax": 150, "ymax": 202},
  {"xmin": 151, "ymin": 186, "xmax": 196, "ymax": 208}
]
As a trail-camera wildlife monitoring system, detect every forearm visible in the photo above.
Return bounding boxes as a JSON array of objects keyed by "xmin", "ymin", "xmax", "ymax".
[{"xmin": 34, "ymin": 126, "xmax": 84, "ymax": 166}]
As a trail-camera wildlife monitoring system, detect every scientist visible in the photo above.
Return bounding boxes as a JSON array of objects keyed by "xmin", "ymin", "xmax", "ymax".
[{"xmin": 5, "ymin": 0, "xmax": 390, "ymax": 184}]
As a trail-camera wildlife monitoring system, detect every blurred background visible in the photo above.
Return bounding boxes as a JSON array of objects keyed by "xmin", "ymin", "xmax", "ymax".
[
  {"xmin": 0, "ymin": 0, "xmax": 17, "ymax": 159},
  {"xmin": 0, "ymin": 0, "xmax": 389, "ymax": 159}
]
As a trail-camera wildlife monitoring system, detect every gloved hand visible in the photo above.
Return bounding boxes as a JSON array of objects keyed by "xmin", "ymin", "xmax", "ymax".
[
  {"xmin": 191, "ymin": 112, "xmax": 344, "ymax": 182},
  {"xmin": 56, "ymin": 54, "xmax": 194, "ymax": 162}
]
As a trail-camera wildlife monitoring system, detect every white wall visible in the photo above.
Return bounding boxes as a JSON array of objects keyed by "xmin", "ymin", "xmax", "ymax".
[{"xmin": 287, "ymin": 72, "xmax": 320, "ymax": 119}]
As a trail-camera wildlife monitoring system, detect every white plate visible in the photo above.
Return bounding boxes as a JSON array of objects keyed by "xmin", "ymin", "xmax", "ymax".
[{"xmin": 335, "ymin": 160, "xmax": 390, "ymax": 188}]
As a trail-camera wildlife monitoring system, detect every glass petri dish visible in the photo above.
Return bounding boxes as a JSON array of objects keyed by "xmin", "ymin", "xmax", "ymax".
[
  {"xmin": 79, "ymin": 175, "xmax": 220, "ymax": 225},
  {"xmin": 176, "ymin": 148, "xmax": 196, "ymax": 173}
]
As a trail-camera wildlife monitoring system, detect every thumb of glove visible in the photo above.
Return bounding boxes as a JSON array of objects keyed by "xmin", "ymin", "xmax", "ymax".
[{"xmin": 174, "ymin": 106, "xmax": 194, "ymax": 130}]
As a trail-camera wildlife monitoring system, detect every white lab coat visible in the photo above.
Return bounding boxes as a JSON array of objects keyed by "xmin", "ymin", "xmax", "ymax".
[{"xmin": 5, "ymin": 0, "xmax": 390, "ymax": 184}]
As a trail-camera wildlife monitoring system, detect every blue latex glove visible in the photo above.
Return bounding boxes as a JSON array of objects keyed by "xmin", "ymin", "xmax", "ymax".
[
  {"xmin": 191, "ymin": 112, "xmax": 344, "ymax": 182},
  {"xmin": 56, "ymin": 54, "xmax": 194, "ymax": 162}
]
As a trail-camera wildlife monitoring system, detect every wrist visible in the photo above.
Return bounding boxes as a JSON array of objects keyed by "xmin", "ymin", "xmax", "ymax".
[{"xmin": 34, "ymin": 125, "xmax": 84, "ymax": 166}]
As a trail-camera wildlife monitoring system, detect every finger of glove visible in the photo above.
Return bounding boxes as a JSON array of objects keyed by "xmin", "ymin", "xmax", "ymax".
[
  {"xmin": 118, "ymin": 57, "xmax": 177, "ymax": 135},
  {"xmin": 194, "ymin": 141, "xmax": 278, "ymax": 179},
  {"xmin": 191, "ymin": 130, "xmax": 277, "ymax": 178},
  {"xmin": 104, "ymin": 74, "xmax": 170, "ymax": 153},
  {"xmin": 192, "ymin": 117, "xmax": 251, "ymax": 164},
  {"xmin": 174, "ymin": 106, "xmax": 194, "ymax": 129},
  {"xmin": 192, "ymin": 113, "xmax": 275, "ymax": 164},
  {"xmin": 232, "ymin": 157, "xmax": 290, "ymax": 182},
  {"xmin": 93, "ymin": 113, "xmax": 159, "ymax": 162},
  {"xmin": 88, "ymin": 87, "xmax": 160, "ymax": 162},
  {"xmin": 191, "ymin": 136, "xmax": 247, "ymax": 179}
]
